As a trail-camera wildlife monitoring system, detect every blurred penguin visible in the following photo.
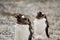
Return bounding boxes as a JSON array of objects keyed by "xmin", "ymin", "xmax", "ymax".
[
  {"xmin": 12, "ymin": 14, "xmax": 33, "ymax": 40},
  {"xmin": 32, "ymin": 12, "xmax": 50, "ymax": 40}
]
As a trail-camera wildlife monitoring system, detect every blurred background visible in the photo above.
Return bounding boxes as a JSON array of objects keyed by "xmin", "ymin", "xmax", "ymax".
[{"xmin": 0, "ymin": 0, "xmax": 60, "ymax": 40}]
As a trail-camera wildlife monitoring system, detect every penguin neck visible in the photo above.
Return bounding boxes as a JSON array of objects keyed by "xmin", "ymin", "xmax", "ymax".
[{"xmin": 35, "ymin": 18, "xmax": 46, "ymax": 22}]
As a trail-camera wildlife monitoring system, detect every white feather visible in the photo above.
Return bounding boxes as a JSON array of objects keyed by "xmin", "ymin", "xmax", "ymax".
[
  {"xmin": 33, "ymin": 18, "xmax": 48, "ymax": 40},
  {"xmin": 21, "ymin": 15, "xmax": 25, "ymax": 18},
  {"xmin": 15, "ymin": 24, "xmax": 30, "ymax": 40}
]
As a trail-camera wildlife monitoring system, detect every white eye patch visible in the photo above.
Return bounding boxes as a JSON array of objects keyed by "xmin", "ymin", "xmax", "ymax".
[{"xmin": 21, "ymin": 15, "xmax": 25, "ymax": 18}]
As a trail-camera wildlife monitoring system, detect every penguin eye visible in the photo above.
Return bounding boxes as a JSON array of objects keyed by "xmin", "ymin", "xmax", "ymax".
[
  {"xmin": 21, "ymin": 16, "xmax": 25, "ymax": 18},
  {"xmin": 21, "ymin": 15, "xmax": 27, "ymax": 20}
]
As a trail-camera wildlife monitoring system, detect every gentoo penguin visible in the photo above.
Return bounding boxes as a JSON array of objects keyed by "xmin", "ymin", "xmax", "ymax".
[
  {"xmin": 13, "ymin": 14, "xmax": 33, "ymax": 40},
  {"xmin": 33, "ymin": 12, "xmax": 50, "ymax": 40}
]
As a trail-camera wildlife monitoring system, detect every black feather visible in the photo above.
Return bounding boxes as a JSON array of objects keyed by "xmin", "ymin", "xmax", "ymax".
[{"xmin": 45, "ymin": 16, "xmax": 50, "ymax": 38}]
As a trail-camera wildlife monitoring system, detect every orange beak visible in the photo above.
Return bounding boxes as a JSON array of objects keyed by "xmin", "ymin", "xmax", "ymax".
[{"xmin": 12, "ymin": 14, "xmax": 18, "ymax": 18}]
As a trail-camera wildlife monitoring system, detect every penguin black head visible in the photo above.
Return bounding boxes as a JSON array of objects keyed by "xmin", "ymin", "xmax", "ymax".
[
  {"xmin": 17, "ymin": 14, "xmax": 31, "ymax": 25},
  {"xmin": 13, "ymin": 14, "xmax": 30, "ymax": 25},
  {"xmin": 17, "ymin": 14, "xmax": 27, "ymax": 22},
  {"xmin": 36, "ymin": 12, "xmax": 45, "ymax": 19}
]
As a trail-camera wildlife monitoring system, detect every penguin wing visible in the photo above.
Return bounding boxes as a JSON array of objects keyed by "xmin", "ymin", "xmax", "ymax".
[{"xmin": 44, "ymin": 15, "xmax": 50, "ymax": 38}]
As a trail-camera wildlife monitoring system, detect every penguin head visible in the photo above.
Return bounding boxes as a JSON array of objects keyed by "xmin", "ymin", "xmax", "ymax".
[
  {"xmin": 36, "ymin": 12, "xmax": 45, "ymax": 19},
  {"xmin": 13, "ymin": 14, "xmax": 31, "ymax": 25}
]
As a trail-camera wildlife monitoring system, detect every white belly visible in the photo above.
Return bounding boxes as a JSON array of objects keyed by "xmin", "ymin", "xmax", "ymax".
[
  {"xmin": 33, "ymin": 18, "xmax": 47, "ymax": 40},
  {"xmin": 15, "ymin": 24, "xmax": 30, "ymax": 40}
]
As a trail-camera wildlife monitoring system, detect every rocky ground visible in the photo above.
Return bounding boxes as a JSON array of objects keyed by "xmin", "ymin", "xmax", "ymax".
[{"xmin": 0, "ymin": 0, "xmax": 60, "ymax": 40}]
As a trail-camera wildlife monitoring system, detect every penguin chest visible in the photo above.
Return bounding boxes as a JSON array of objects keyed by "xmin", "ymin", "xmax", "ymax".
[
  {"xmin": 15, "ymin": 24, "xmax": 30, "ymax": 40},
  {"xmin": 33, "ymin": 18, "xmax": 46, "ymax": 34}
]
